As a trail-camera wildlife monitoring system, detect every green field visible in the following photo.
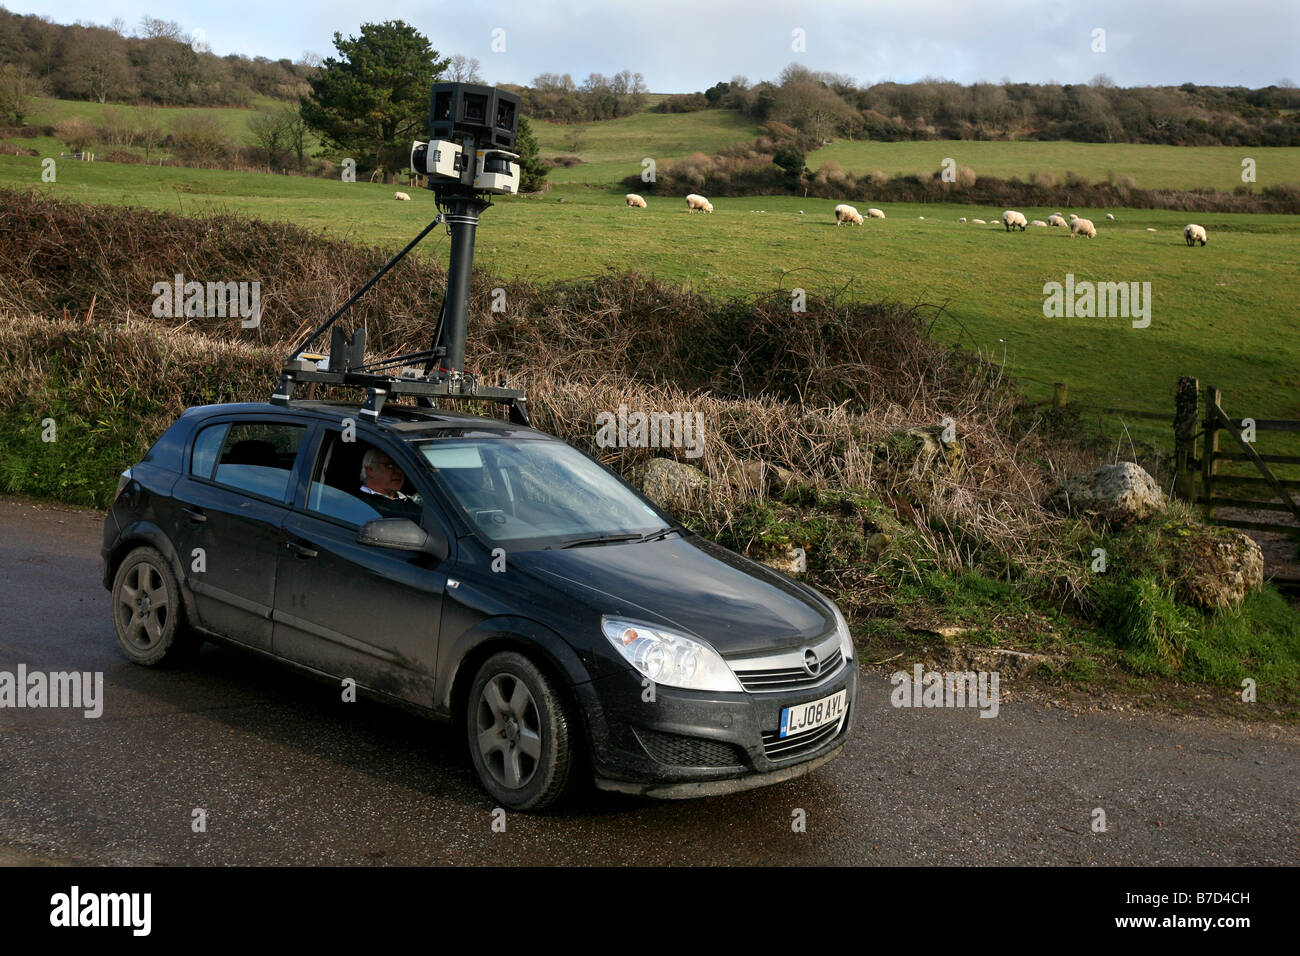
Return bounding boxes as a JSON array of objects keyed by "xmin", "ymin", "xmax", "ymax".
[
  {"xmin": 4, "ymin": 96, "xmax": 323, "ymax": 164},
  {"xmin": 533, "ymin": 109, "xmax": 759, "ymax": 184},
  {"xmin": 811, "ymin": 139, "xmax": 1300, "ymax": 192},
  {"xmin": 3, "ymin": 131, "xmax": 1299, "ymax": 451}
]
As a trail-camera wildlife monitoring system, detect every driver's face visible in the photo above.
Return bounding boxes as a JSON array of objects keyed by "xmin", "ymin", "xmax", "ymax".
[{"xmin": 365, "ymin": 454, "xmax": 406, "ymax": 496}]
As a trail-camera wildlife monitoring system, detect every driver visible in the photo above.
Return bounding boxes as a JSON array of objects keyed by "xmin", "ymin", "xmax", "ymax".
[{"xmin": 359, "ymin": 448, "xmax": 421, "ymax": 518}]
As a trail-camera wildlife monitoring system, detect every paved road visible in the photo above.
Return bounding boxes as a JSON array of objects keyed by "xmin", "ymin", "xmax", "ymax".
[{"xmin": 0, "ymin": 497, "xmax": 1296, "ymax": 865}]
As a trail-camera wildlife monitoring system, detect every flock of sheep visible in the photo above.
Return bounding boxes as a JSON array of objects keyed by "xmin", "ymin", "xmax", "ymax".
[
  {"xmin": 396, "ymin": 189, "xmax": 1213, "ymax": 247},
  {"xmin": 621, "ymin": 192, "xmax": 1210, "ymax": 246}
]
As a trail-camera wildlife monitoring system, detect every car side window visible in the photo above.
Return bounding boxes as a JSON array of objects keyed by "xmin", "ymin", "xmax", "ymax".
[
  {"xmin": 211, "ymin": 422, "xmax": 306, "ymax": 502},
  {"xmin": 304, "ymin": 431, "xmax": 387, "ymax": 525},
  {"xmin": 191, "ymin": 423, "xmax": 230, "ymax": 479}
]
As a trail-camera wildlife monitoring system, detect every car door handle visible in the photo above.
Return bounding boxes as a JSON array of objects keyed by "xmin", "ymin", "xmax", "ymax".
[
  {"xmin": 183, "ymin": 507, "xmax": 207, "ymax": 523},
  {"xmin": 287, "ymin": 541, "xmax": 318, "ymax": 559}
]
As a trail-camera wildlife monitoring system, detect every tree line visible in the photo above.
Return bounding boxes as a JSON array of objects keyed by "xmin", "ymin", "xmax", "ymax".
[
  {"xmin": 657, "ymin": 65, "xmax": 1300, "ymax": 148},
  {"xmin": 0, "ymin": 9, "xmax": 315, "ymax": 108}
]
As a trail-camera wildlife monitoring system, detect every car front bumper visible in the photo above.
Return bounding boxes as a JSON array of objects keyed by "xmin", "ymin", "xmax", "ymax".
[{"xmin": 576, "ymin": 658, "xmax": 858, "ymax": 797}]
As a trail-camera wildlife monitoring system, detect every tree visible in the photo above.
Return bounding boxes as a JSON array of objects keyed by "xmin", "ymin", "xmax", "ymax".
[
  {"xmin": 248, "ymin": 110, "xmax": 291, "ymax": 166},
  {"xmin": 282, "ymin": 108, "xmax": 311, "ymax": 169},
  {"xmin": 63, "ymin": 26, "xmax": 132, "ymax": 104},
  {"xmin": 773, "ymin": 144, "xmax": 806, "ymax": 187},
  {"xmin": 514, "ymin": 116, "xmax": 548, "ymax": 193},
  {"xmin": 0, "ymin": 63, "xmax": 46, "ymax": 124},
  {"xmin": 300, "ymin": 20, "xmax": 448, "ymax": 175},
  {"xmin": 134, "ymin": 105, "xmax": 164, "ymax": 160},
  {"xmin": 447, "ymin": 54, "xmax": 481, "ymax": 82}
]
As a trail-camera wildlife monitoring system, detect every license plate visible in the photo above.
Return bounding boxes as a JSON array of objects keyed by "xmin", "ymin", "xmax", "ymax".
[{"xmin": 779, "ymin": 689, "xmax": 848, "ymax": 738}]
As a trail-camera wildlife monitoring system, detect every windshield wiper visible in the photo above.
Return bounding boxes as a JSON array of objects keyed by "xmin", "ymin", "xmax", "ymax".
[
  {"xmin": 638, "ymin": 526, "xmax": 679, "ymax": 543},
  {"xmin": 558, "ymin": 533, "xmax": 643, "ymax": 549}
]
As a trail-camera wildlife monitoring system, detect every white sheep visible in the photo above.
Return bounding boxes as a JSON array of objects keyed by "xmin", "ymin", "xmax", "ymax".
[
  {"xmin": 685, "ymin": 193, "xmax": 713, "ymax": 213},
  {"xmin": 1003, "ymin": 210, "xmax": 1028, "ymax": 231},
  {"xmin": 1105, "ymin": 213, "xmax": 1116, "ymax": 220},
  {"xmin": 1070, "ymin": 217, "xmax": 1097, "ymax": 238},
  {"xmin": 625, "ymin": 193, "xmax": 647, "ymax": 208},
  {"xmin": 394, "ymin": 191, "xmax": 411, "ymax": 201},
  {"xmin": 834, "ymin": 203, "xmax": 863, "ymax": 225},
  {"xmin": 867, "ymin": 207, "xmax": 886, "ymax": 219},
  {"xmin": 971, "ymin": 218, "xmax": 986, "ymax": 224},
  {"xmin": 1184, "ymin": 223, "xmax": 1208, "ymax": 246},
  {"xmin": 1146, "ymin": 227, "xmax": 1158, "ymax": 232},
  {"xmin": 1047, "ymin": 213, "xmax": 1067, "ymax": 227},
  {"xmin": 958, "ymin": 216, "xmax": 967, "ymax": 223},
  {"xmin": 1030, "ymin": 219, "xmax": 1048, "ymax": 227},
  {"xmin": 1069, "ymin": 213, "xmax": 1079, "ymax": 221}
]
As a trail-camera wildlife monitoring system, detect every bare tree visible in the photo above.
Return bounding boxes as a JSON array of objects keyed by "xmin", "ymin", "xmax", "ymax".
[
  {"xmin": 134, "ymin": 105, "xmax": 164, "ymax": 160},
  {"xmin": 138, "ymin": 16, "xmax": 184, "ymax": 41},
  {"xmin": 447, "ymin": 54, "xmax": 481, "ymax": 82},
  {"xmin": 0, "ymin": 63, "xmax": 47, "ymax": 124},
  {"xmin": 248, "ymin": 110, "xmax": 290, "ymax": 166},
  {"xmin": 281, "ymin": 108, "xmax": 311, "ymax": 169}
]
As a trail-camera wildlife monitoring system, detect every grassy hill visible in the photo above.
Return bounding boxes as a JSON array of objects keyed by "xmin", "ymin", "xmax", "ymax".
[
  {"xmin": 533, "ymin": 108, "xmax": 760, "ymax": 185},
  {"xmin": 3, "ymin": 96, "xmax": 323, "ymax": 165}
]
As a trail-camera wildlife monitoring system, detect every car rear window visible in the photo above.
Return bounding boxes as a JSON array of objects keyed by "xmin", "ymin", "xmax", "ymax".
[{"xmin": 211, "ymin": 423, "xmax": 306, "ymax": 502}]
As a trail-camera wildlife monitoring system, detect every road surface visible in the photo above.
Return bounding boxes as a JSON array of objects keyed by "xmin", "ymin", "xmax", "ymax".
[{"xmin": 1, "ymin": 497, "xmax": 1295, "ymax": 865}]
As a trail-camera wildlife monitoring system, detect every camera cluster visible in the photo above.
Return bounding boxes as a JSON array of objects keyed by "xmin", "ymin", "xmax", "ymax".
[{"xmin": 410, "ymin": 83, "xmax": 522, "ymax": 195}]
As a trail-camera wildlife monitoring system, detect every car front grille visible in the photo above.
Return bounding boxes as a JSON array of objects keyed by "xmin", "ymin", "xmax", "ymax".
[
  {"xmin": 634, "ymin": 727, "xmax": 748, "ymax": 769},
  {"xmin": 761, "ymin": 710, "xmax": 847, "ymax": 762},
  {"xmin": 733, "ymin": 647, "xmax": 845, "ymax": 693}
]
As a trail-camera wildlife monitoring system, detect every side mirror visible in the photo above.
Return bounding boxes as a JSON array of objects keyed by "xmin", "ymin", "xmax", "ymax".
[{"xmin": 357, "ymin": 518, "xmax": 449, "ymax": 561}]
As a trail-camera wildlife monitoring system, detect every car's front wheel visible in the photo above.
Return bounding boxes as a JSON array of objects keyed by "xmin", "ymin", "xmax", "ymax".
[
  {"xmin": 466, "ymin": 651, "xmax": 576, "ymax": 811},
  {"xmin": 110, "ymin": 546, "xmax": 201, "ymax": 666}
]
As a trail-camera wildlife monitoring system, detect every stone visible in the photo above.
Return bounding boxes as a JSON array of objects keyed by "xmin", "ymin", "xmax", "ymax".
[
  {"xmin": 1045, "ymin": 462, "xmax": 1166, "ymax": 528},
  {"xmin": 627, "ymin": 457, "xmax": 707, "ymax": 508},
  {"xmin": 1178, "ymin": 528, "xmax": 1265, "ymax": 610}
]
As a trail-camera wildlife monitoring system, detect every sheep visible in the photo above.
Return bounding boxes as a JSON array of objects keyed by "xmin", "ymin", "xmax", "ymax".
[
  {"xmin": 1047, "ymin": 213, "xmax": 1067, "ymax": 227},
  {"xmin": 394, "ymin": 191, "xmax": 411, "ymax": 201},
  {"xmin": 1030, "ymin": 219, "xmax": 1048, "ymax": 227},
  {"xmin": 685, "ymin": 193, "xmax": 713, "ymax": 213},
  {"xmin": 1146, "ymin": 227, "xmax": 1158, "ymax": 232},
  {"xmin": 1003, "ymin": 210, "xmax": 1028, "ymax": 231},
  {"xmin": 625, "ymin": 193, "xmax": 647, "ymax": 208},
  {"xmin": 867, "ymin": 207, "xmax": 886, "ymax": 219},
  {"xmin": 834, "ymin": 203, "xmax": 864, "ymax": 225},
  {"xmin": 971, "ymin": 218, "xmax": 986, "ymax": 224},
  {"xmin": 958, "ymin": 217, "xmax": 967, "ymax": 223},
  {"xmin": 1105, "ymin": 213, "xmax": 1116, "ymax": 220},
  {"xmin": 1070, "ymin": 217, "xmax": 1097, "ymax": 238},
  {"xmin": 1184, "ymin": 223, "xmax": 1208, "ymax": 246},
  {"xmin": 1069, "ymin": 213, "xmax": 1079, "ymax": 221}
]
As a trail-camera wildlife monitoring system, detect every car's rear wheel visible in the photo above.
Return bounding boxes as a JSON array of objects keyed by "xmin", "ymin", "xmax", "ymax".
[
  {"xmin": 111, "ymin": 547, "xmax": 201, "ymax": 666},
  {"xmin": 466, "ymin": 651, "xmax": 575, "ymax": 811}
]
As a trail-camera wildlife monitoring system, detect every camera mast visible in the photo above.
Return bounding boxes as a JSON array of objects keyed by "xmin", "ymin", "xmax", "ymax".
[{"xmin": 271, "ymin": 83, "xmax": 529, "ymax": 425}]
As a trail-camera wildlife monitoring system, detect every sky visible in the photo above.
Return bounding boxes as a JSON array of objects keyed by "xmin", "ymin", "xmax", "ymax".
[{"xmin": 8, "ymin": 0, "xmax": 1299, "ymax": 91}]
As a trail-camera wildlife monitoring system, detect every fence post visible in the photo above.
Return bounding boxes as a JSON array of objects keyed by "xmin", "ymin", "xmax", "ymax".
[
  {"xmin": 1201, "ymin": 384, "xmax": 1221, "ymax": 518},
  {"xmin": 1052, "ymin": 382, "xmax": 1068, "ymax": 409},
  {"xmin": 1172, "ymin": 376, "xmax": 1199, "ymax": 502}
]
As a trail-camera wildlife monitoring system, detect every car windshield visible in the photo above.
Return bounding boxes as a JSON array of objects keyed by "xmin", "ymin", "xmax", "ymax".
[{"xmin": 414, "ymin": 437, "xmax": 671, "ymax": 547}]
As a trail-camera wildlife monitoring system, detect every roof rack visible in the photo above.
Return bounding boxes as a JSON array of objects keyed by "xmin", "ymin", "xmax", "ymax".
[{"xmin": 270, "ymin": 188, "xmax": 530, "ymax": 427}]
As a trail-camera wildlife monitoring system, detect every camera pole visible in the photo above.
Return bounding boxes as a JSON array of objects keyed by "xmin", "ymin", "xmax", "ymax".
[{"xmin": 434, "ymin": 188, "xmax": 490, "ymax": 374}]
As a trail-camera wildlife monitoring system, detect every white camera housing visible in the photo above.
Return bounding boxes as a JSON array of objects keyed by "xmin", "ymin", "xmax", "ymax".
[{"xmin": 473, "ymin": 149, "xmax": 520, "ymax": 194}]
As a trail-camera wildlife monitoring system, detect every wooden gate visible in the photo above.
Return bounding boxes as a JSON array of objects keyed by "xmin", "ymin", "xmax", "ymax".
[{"xmin": 1172, "ymin": 376, "xmax": 1300, "ymax": 535}]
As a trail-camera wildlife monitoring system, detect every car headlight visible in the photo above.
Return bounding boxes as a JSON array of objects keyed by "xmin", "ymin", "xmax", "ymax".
[
  {"xmin": 830, "ymin": 600, "xmax": 855, "ymax": 663},
  {"xmin": 601, "ymin": 617, "xmax": 742, "ymax": 693}
]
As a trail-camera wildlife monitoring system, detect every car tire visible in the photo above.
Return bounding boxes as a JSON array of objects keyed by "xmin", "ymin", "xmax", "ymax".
[
  {"xmin": 466, "ymin": 650, "xmax": 576, "ymax": 811},
  {"xmin": 110, "ymin": 546, "xmax": 201, "ymax": 666}
]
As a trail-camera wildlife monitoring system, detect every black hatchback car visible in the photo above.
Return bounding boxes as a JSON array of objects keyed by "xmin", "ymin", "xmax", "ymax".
[{"xmin": 102, "ymin": 400, "xmax": 857, "ymax": 809}]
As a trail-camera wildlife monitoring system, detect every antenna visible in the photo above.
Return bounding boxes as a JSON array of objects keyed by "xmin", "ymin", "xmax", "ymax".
[{"xmin": 271, "ymin": 82, "xmax": 528, "ymax": 426}]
